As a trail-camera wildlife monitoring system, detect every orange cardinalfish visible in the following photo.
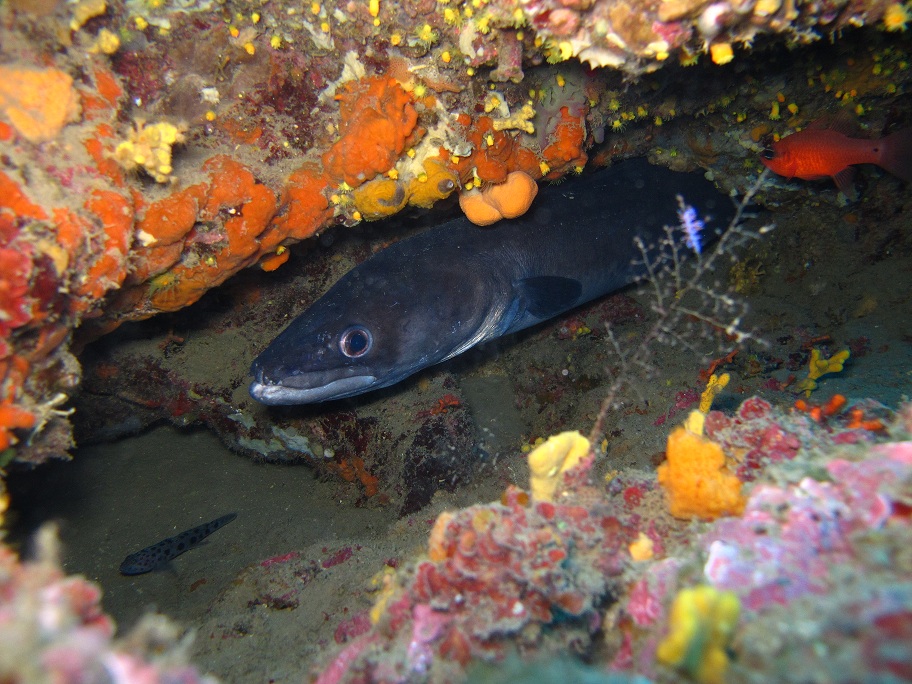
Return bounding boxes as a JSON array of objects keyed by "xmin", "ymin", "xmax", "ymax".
[{"xmin": 760, "ymin": 118, "xmax": 912, "ymax": 200}]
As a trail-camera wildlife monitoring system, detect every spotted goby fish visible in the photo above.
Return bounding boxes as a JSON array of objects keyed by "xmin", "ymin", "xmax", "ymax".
[{"xmin": 119, "ymin": 513, "xmax": 237, "ymax": 575}]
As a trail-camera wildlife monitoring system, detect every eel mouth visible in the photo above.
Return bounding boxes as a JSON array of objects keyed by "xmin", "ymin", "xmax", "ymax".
[{"xmin": 249, "ymin": 374, "xmax": 377, "ymax": 405}]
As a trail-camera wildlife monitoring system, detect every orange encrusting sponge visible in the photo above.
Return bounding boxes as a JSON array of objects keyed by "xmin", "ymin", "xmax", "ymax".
[{"xmin": 657, "ymin": 419, "xmax": 746, "ymax": 520}]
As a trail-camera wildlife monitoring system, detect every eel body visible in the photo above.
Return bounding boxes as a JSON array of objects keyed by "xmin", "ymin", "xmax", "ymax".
[{"xmin": 250, "ymin": 159, "xmax": 734, "ymax": 405}]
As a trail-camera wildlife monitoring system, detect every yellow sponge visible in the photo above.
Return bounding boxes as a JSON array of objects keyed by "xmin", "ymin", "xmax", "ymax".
[
  {"xmin": 657, "ymin": 413, "xmax": 745, "ymax": 520},
  {"xmin": 527, "ymin": 431, "xmax": 590, "ymax": 502},
  {"xmin": 657, "ymin": 585, "xmax": 741, "ymax": 684}
]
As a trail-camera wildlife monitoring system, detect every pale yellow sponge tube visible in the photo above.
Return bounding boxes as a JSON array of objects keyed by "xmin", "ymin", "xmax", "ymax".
[{"xmin": 527, "ymin": 431, "xmax": 590, "ymax": 502}]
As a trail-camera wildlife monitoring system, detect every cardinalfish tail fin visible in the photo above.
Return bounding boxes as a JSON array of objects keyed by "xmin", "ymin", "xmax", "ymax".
[{"xmin": 878, "ymin": 127, "xmax": 912, "ymax": 183}]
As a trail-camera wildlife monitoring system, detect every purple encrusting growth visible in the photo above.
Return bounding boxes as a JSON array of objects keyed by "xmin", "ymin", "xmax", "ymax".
[
  {"xmin": 676, "ymin": 194, "xmax": 705, "ymax": 254},
  {"xmin": 119, "ymin": 513, "xmax": 237, "ymax": 575}
]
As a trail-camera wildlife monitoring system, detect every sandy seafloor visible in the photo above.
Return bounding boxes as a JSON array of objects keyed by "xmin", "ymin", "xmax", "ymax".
[{"xmin": 6, "ymin": 166, "xmax": 912, "ymax": 682}]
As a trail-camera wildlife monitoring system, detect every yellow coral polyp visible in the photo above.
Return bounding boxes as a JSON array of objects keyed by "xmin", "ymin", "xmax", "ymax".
[
  {"xmin": 147, "ymin": 271, "xmax": 179, "ymax": 296},
  {"xmin": 656, "ymin": 414, "xmax": 746, "ymax": 520},
  {"xmin": 657, "ymin": 585, "xmax": 740, "ymax": 684},
  {"xmin": 70, "ymin": 0, "xmax": 107, "ymax": 30},
  {"xmin": 89, "ymin": 28, "xmax": 121, "ymax": 55},
  {"xmin": 709, "ymin": 42, "xmax": 734, "ymax": 65},
  {"xmin": 527, "ymin": 431, "xmax": 590, "ymax": 502},
  {"xmin": 883, "ymin": 2, "xmax": 911, "ymax": 31},
  {"xmin": 679, "ymin": 47, "xmax": 701, "ymax": 66},
  {"xmin": 114, "ymin": 120, "xmax": 184, "ymax": 183},
  {"xmin": 629, "ymin": 532, "xmax": 655, "ymax": 561},
  {"xmin": 769, "ymin": 101, "xmax": 781, "ymax": 120},
  {"xmin": 484, "ymin": 95, "xmax": 502, "ymax": 113},
  {"xmin": 544, "ymin": 39, "xmax": 572, "ymax": 63},
  {"xmin": 415, "ymin": 23, "xmax": 438, "ymax": 47}
]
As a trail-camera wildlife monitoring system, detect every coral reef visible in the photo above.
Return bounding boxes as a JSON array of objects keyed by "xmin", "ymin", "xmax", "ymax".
[
  {"xmin": 315, "ymin": 442, "xmax": 637, "ymax": 682},
  {"xmin": 0, "ymin": 522, "xmax": 216, "ymax": 683},
  {"xmin": 0, "ymin": 0, "xmax": 909, "ymax": 465},
  {"xmin": 0, "ymin": 0, "xmax": 910, "ymax": 681},
  {"xmin": 290, "ymin": 394, "xmax": 912, "ymax": 682}
]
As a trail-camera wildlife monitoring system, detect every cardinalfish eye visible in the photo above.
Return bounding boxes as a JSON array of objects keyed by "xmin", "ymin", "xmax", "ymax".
[
  {"xmin": 761, "ymin": 148, "xmax": 776, "ymax": 160},
  {"xmin": 339, "ymin": 326, "xmax": 372, "ymax": 358}
]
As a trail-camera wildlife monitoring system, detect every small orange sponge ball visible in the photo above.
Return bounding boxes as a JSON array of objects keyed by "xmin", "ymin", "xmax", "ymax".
[
  {"xmin": 459, "ymin": 170, "xmax": 539, "ymax": 226},
  {"xmin": 657, "ymin": 419, "xmax": 746, "ymax": 520},
  {"xmin": 458, "ymin": 190, "xmax": 502, "ymax": 226}
]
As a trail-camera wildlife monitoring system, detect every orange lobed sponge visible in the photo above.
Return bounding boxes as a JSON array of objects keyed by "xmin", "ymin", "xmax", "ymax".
[
  {"xmin": 451, "ymin": 116, "xmax": 541, "ymax": 185},
  {"xmin": 258, "ymin": 248, "xmax": 290, "ymax": 272},
  {"xmin": 138, "ymin": 183, "xmax": 208, "ymax": 246},
  {"xmin": 458, "ymin": 170, "xmax": 539, "ymax": 226},
  {"xmin": 657, "ymin": 418, "xmax": 746, "ymax": 520},
  {"xmin": 0, "ymin": 400, "xmax": 35, "ymax": 451},
  {"xmin": 79, "ymin": 66, "xmax": 123, "ymax": 121},
  {"xmin": 0, "ymin": 354, "xmax": 34, "ymax": 452},
  {"xmin": 96, "ymin": 159, "xmax": 335, "ymax": 327},
  {"xmin": 84, "ymin": 123, "xmax": 126, "ymax": 186},
  {"xmin": 542, "ymin": 106, "xmax": 588, "ymax": 179},
  {"xmin": 0, "ymin": 65, "xmax": 81, "ymax": 143},
  {"xmin": 142, "ymin": 156, "xmax": 279, "ymax": 312},
  {"xmin": 322, "ymin": 77, "xmax": 419, "ymax": 188},
  {"xmin": 128, "ymin": 183, "xmax": 209, "ymax": 285},
  {"xmin": 0, "ymin": 170, "xmax": 47, "ymax": 221},
  {"xmin": 266, "ymin": 163, "xmax": 333, "ymax": 247},
  {"xmin": 76, "ymin": 190, "xmax": 133, "ymax": 302},
  {"xmin": 0, "ymin": 247, "xmax": 33, "ymax": 357}
]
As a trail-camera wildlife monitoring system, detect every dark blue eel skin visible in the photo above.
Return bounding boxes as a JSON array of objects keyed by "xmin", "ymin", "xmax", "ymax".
[{"xmin": 249, "ymin": 158, "xmax": 735, "ymax": 405}]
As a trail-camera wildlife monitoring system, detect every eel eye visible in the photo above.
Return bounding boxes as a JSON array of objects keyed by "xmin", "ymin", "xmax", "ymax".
[
  {"xmin": 340, "ymin": 326, "xmax": 372, "ymax": 358},
  {"xmin": 761, "ymin": 148, "xmax": 776, "ymax": 160}
]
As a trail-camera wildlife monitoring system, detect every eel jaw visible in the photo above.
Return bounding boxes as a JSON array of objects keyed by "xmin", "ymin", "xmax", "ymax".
[{"xmin": 249, "ymin": 374, "xmax": 377, "ymax": 405}]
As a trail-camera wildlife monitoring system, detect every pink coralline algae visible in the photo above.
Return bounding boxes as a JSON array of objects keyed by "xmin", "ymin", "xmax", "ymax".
[
  {"xmin": 0, "ymin": 526, "xmax": 215, "ymax": 684},
  {"xmin": 605, "ymin": 397, "xmax": 912, "ymax": 681},
  {"xmin": 315, "ymin": 465, "xmax": 637, "ymax": 682},
  {"xmin": 333, "ymin": 611, "xmax": 372, "ymax": 644},
  {"xmin": 703, "ymin": 440, "xmax": 912, "ymax": 612},
  {"xmin": 0, "ymin": 233, "xmax": 34, "ymax": 358},
  {"xmin": 321, "ymin": 546, "xmax": 355, "ymax": 569},
  {"xmin": 703, "ymin": 397, "xmax": 805, "ymax": 479},
  {"xmin": 653, "ymin": 387, "xmax": 701, "ymax": 426}
]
